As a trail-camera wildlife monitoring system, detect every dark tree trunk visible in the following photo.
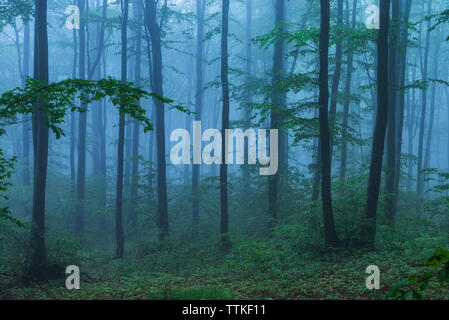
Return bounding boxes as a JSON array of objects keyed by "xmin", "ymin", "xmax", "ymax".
[
  {"xmin": 145, "ymin": 0, "xmax": 169, "ymax": 240},
  {"xmin": 339, "ymin": 0, "xmax": 357, "ymax": 182},
  {"xmin": 392, "ymin": 0, "xmax": 412, "ymax": 217},
  {"xmin": 384, "ymin": 0, "xmax": 400, "ymax": 224},
  {"xmin": 220, "ymin": 0, "xmax": 231, "ymax": 252},
  {"xmin": 28, "ymin": 0, "xmax": 49, "ymax": 279},
  {"xmin": 22, "ymin": 20, "xmax": 31, "ymax": 186},
  {"xmin": 192, "ymin": 0, "xmax": 205, "ymax": 234},
  {"xmin": 318, "ymin": 0, "xmax": 339, "ymax": 248},
  {"xmin": 129, "ymin": 0, "xmax": 143, "ymax": 229},
  {"xmin": 424, "ymin": 33, "xmax": 442, "ymax": 170},
  {"xmin": 242, "ymin": 0, "xmax": 252, "ymax": 188},
  {"xmin": 416, "ymin": 0, "xmax": 432, "ymax": 198},
  {"xmin": 75, "ymin": 0, "xmax": 87, "ymax": 235},
  {"xmin": 268, "ymin": 0, "xmax": 286, "ymax": 222},
  {"xmin": 328, "ymin": 0, "xmax": 343, "ymax": 161},
  {"xmin": 115, "ymin": 0, "xmax": 129, "ymax": 259},
  {"xmin": 362, "ymin": 0, "xmax": 390, "ymax": 248}
]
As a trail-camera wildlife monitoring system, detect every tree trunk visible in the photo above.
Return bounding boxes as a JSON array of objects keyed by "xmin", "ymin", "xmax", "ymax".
[
  {"xmin": 22, "ymin": 20, "xmax": 31, "ymax": 186},
  {"xmin": 192, "ymin": 0, "xmax": 205, "ymax": 234},
  {"xmin": 28, "ymin": 0, "xmax": 49, "ymax": 279},
  {"xmin": 384, "ymin": 0, "xmax": 400, "ymax": 224},
  {"xmin": 318, "ymin": 0, "xmax": 339, "ymax": 248},
  {"xmin": 392, "ymin": 0, "xmax": 412, "ymax": 217},
  {"xmin": 129, "ymin": 0, "xmax": 143, "ymax": 229},
  {"xmin": 416, "ymin": 0, "xmax": 432, "ymax": 198},
  {"xmin": 339, "ymin": 0, "xmax": 357, "ymax": 182},
  {"xmin": 75, "ymin": 0, "xmax": 87, "ymax": 235},
  {"xmin": 145, "ymin": 0, "xmax": 169, "ymax": 240},
  {"xmin": 328, "ymin": 0, "xmax": 343, "ymax": 162},
  {"xmin": 424, "ymin": 34, "xmax": 442, "ymax": 170},
  {"xmin": 362, "ymin": 0, "xmax": 390, "ymax": 248},
  {"xmin": 242, "ymin": 0, "xmax": 252, "ymax": 188},
  {"xmin": 115, "ymin": 0, "xmax": 129, "ymax": 259},
  {"xmin": 220, "ymin": 0, "xmax": 232, "ymax": 252},
  {"xmin": 268, "ymin": 0, "xmax": 286, "ymax": 222}
]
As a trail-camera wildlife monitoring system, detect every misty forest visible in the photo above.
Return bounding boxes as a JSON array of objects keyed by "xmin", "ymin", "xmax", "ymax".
[{"xmin": 0, "ymin": 0, "xmax": 449, "ymax": 300}]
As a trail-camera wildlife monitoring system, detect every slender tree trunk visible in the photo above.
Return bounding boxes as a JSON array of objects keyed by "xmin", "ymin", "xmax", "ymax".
[
  {"xmin": 424, "ymin": 37, "xmax": 441, "ymax": 170},
  {"xmin": 22, "ymin": 20, "xmax": 31, "ymax": 186},
  {"xmin": 328, "ymin": 0, "xmax": 343, "ymax": 161},
  {"xmin": 28, "ymin": 0, "xmax": 49, "ymax": 279},
  {"xmin": 392, "ymin": 0, "xmax": 412, "ymax": 216},
  {"xmin": 75, "ymin": 0, "xmax": 87, "ymax": 235},
  {"xmin": 129, "ymin": 0, "xmax": 143, "ymax": 229},
  {"xmin": 145, "ymin": 0, "xmax": 169, "ymax": 239},
  {"xmin": 242, "ymin": 0, "xmax": 252, "ymax": 187},
  {"xmin": 115, "ymin": 0, "xmax": 129, "ymax": 259},
  {"xmin": 192, "ymin": 0, "xmax": 205, "ymax": 233},
  {"xmin": 362, "ymin": 0, "xmax": 390, "ymax": 248},
  {"xmin": 318, "ymin": 0, "xmax": 339, "ymax": 248},
  {"xmin": 384, "ymin": 0, "xmax": 400, "ymax": 224},
  {"xmin": 416, "ymin": 0, "xmax": 432, "ymax": 198},
  {"xmin": 339, "ymin": 0, "xmax": 357, "ymax": 182},
  {"xmin": 220, "ymin": 0, "xmax": 232, "ymax": 252},
  {"xmin": 268, "ymin": 0, "xmax": 286, "ymax": 222}
]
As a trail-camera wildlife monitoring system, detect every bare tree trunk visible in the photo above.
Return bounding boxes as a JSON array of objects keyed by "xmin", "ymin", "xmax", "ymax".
[
  {"xmin": 220, "ymin": 0, "xmax": 232, "ymax": 252},
  {"xmin": 424, "ymin": 34, "xmax": 442, "ymax": 170},
  {"xmin": 75, "ymin": 0, "xmax": 87, "ymax": 235},
  {"xmin": 362, "ymin": 0, "xmax": 390, "ymax": 248},
  {"xmin": 268, "ymin": 0, "xmax": 286, "ymax": 222},
  {"xmin": 416, "ymin": 0, "xmax": 432, "ymax": 198},
  {"xmin": 339, "ymin": 0, "xmax": 357, "ymax": 182},
  {"xmin": 242, "ymin": 0, "xmax": 252, "ymax": 188},
  {"xmin": 384, "ymin": 0, "xmax": 400, "ymax": 224},
  {"xmin": 129, "ymin": 0, "xmax": 143, "ymax": 229},
  {"xmin": 192, "ymin": 0, "xmax": 205, "ymax": 234},
  {"xmin": 145, "ymin": 0, "xmax": 169, "ymax": 239},
  {"xmin": 22, "ymin": 20, "xmax": 31, "ymax": 186},
  {"xmin": 328, "ymin": 0, "xmax": 343, "ymax": 161},
  {"xmin": 318, "ymin": 0, "xmax": 339, "ymax": 248},
  {"xmin": 28, "ymin": 0, "xmax": 49, "ymax": 279},
  {"xmin": 115, "ymin": 0, "xmax": 129, "ymax": 259}
]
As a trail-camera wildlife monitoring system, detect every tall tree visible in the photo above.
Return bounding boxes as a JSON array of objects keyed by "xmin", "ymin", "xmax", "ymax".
[
  {"xmin": 424, "ymin": 29, "xmax": 442, "ymax": 170},
  {"xmin": 75, "ymin": 0, "xmax": 87, "ymax": 235},
  {"xmin": 416, "ymin": 0, "xmax": 432, "ymax": 198},
  {"xmin": 129, "ymin": 0, "xmax": 143, "ymax": 229},
  {"xmin": 268, "ymin": 0, "xmax": 286, "ymax": 222},
  {"xmin": 192, "ymin": 0, "xmax": 206, "ymax": 234},
  {"xmin": 220, "ymin": 0, "xmax": 231, "ymax": 252},
  {"xmin": 384, "ymin": 0, "xmax": 400, "ymax": 224},
  {"xmin": 318, "ymin": 0, "xmax": 339, "ymax": 247},
  {"xmin": 328, "ymin": 0, "xmax": 343, "ymax": 160},
  {"xmin": 362, "ymin": 0, "xmax": 390, "ymax": 248},
  {"xmin": 339, "ymin": 0, "xmax": 357, "ymax": 182},
  {"xmin": 114, "ymin": 0, "xmax": 129, "ymax": 259},
  {"xmin": 145, "ymin": 0, "xmax": 169, "ymax": 239},
  {"xmin": 22, "ymin": 19, "xmax": 31, "ymax": 186},
  {"xmin": 242, "ymin": 0, "xmax": 252, "ymax": 187},
  {"xmin": 28, "ymin": 0, "xmax": 49, "ymax": 278},
  {"xmin": 392, "ymin": 0, "xmax": 413, "ymax": 217}
]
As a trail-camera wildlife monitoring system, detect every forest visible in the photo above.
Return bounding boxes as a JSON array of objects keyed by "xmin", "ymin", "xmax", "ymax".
[{"xmin": 0, "ymin": 0, "xmax": 449, "ymax": 300}]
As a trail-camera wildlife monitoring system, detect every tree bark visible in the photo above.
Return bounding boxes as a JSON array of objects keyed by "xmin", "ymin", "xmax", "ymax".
[
  {"xmin": 362, "ymin": 0, "xmax": 390, "ymax": 248},
  {"xmin": 145, "ymin": 0, "xmax": 169, "ymax": 240},
  {"xmin": 220, "ymin": 0, "xmax": 231, "ymax": 252},
  {"xmin": 416, "ymin": 0, "xmax": 432, "ymax": 198},
  {"xmin": 318, "ymin": 0, "xmax": 339, "ymax": 248},
  {"xmin": 28, "ymin": 0, "xmax": 49, "ymax": 279}
]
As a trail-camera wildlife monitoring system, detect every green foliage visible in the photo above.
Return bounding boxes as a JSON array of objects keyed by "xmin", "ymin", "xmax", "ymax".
[
  {"xmin": 387, "ymin": 248, "xmax": 449, "ymax": 300},
  {"xmin": 0, "ymin": 0, "xmax": 33, "ymax": 30}
]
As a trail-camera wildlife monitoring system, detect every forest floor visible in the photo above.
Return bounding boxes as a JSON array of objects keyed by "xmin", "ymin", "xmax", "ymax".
[{"xmin": 2, "ymin": 233, "xmax": 449, "ymax": 300}]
